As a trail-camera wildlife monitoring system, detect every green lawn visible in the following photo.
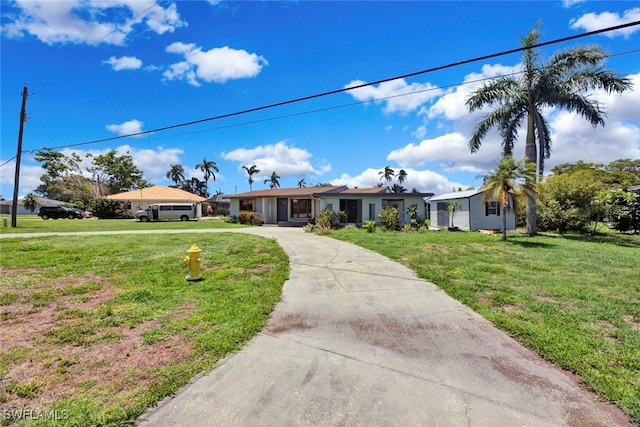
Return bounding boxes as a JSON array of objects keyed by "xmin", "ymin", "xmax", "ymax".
[
  {"xmin": 0, "ymin": 215, "xmax": 244, "ymax": 234},
  {"xmin": 330, "ymin": 227, "xmax": 640, "ymax": 422},
  {"xmin": 0, "ymin": 232, "xmax": 288, "ymax": 426}
]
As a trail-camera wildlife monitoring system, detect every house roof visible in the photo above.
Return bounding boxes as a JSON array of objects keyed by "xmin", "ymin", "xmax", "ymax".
[
  {"xmin": 429, "ymin": 189, "xmax": 483, "ymax": 202},
  {"xmin": 228, "ymin": 186, "xmax": 347, "ymax": 198},
  {"xmin": 228, "ymin": 186, "xmax": 433, "ymax": 199},
  {"xmin": 106, "ymin": 186, "xmax": 206, "ymax": 202}
]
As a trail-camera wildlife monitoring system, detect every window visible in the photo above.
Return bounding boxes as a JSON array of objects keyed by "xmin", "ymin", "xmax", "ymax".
[
  {"xmin": 369, "ymin": 203, "xmax": 376, "ymax": 221},
  {"xmin": 291, "ymin": 199, "xmax": 312, "ymax": 218},
  {"xmin": 486, "ymin": 201, "xmax": 500, "ymax": 216},
  {"xmin": 240, "ymin": 199, "xmax": 255, "ymax": 211}
]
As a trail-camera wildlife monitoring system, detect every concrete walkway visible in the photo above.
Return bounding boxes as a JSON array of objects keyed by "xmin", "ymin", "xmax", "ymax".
[{"xmin": 2, "ymin": 228, "xmax": 632, "ymax": 426}]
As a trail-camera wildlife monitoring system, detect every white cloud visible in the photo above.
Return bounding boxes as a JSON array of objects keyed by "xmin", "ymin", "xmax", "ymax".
[
  {"xmin": 387, "ymin": 132, "xmax": 501, "ymax": 167},
  {"xmin": 428, "ymin": 63, "xmax": 522, "ymax": 121},
  {"xmin": 546, "ymin": 111, "xmax": 640, "ymax": 170},
  {"xmin": 0, "ymin": 160, "xmax": 44, "ymax": 198},
  {"xmin": 1, "ymin": 0, "xmax": 185, "ymax": 46},
  {"xmin": 344, "ymin": 78, "xmax": 442, "ymax": 114},
  {"xmin": 330, "ymin": 167, "xmax": 466, "ymax": 195},
  {"xmin": 163, "ymin": 43, "xmax": 268, "ymax": 86},
  {"xmin": 104, "ymin": 55, "xmax": 142, "ymax": 71},
  {"xmin": 562, "ymin": 0, "xmax": 585, "ymax": 8},
  {"xmin": 570, "ymin": 8, "xmax": 640, "ymax": 38},
  {"xmin": 106, "ymin": 119, "xmax": 144, "ymax": 136},
  {"xmin": 222, "ymin": 141, "xmax": 330, "ymax": 179}
]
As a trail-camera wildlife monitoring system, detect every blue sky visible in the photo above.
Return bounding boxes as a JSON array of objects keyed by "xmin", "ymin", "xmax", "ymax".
[{"xmin": 1, "ymin": 1, "xmax": 639, "ymax": 199}]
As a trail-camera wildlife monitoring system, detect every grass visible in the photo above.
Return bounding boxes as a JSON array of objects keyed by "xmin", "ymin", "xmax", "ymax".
[
  {"xmin": 0, "ymin": 232, "xmax": 288, "ymax": 426},
  {"xmin": 0, "ymin": 215, "xmax": 244, "ymax": 234},
  {"xmin": 329, "ymin": 227, "xmax": 640, "ymax": 422}
]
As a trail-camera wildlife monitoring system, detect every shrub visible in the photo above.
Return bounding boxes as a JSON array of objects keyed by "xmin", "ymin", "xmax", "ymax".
[
  {"xmin": 303, "ymin": 223, "xmax": 315, "ymax": 233},
  {"xmin": 88, "ymin": 198, "xmax": 122, "ymax": 219},
  {"xmin": 378, "ymin": 206, "xmax": 399, "ymax": 231},
  {"xmin": 238, "ymin": 211, "xmax": 256, "ymax": 225},
  {"xmin": 226, "ymin": 215, "xmax": 239, "ymax": 224},
  {"xmin": 316, "ymin": 208, "xmax": 339, "ymax": 229},
  {"xmin": 252, "ymin": 212, "xmax": 264, "ymax": 226},
  {"xmin": 362, "ymin": 220, "xmax": 376, "ymax": 233}
]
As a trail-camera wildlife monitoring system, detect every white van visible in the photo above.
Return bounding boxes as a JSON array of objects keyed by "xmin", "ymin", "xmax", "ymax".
[{"xmin": 136, "ymin": 203, "xmax": 198, "ymax": 222}]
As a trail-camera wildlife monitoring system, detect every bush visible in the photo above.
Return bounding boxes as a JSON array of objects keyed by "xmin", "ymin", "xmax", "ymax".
[
  {"xmin": 226, "ymin": 215, "xmax": 239, "ymax": 224},
  {"xmin": 378, "ymin": 206, "xmax": 399, "ymax": 231},
  {"xmin": 87, "ymin": 198, "xmax": 122, "ymax": 219},
  {"xmin": 238, "ymin": 211, "xmax": 256, "ymax": 225},
  {"xmin": 316, "ymin": 208, "xmax": 339, "ymax": 229},
  {"xmin": 362, "ymin": 220, "xmax": 376, "ymax": 233},
  {"xmin": 251, "ymin": 212, "xmax": 264, "ymax": 226}
]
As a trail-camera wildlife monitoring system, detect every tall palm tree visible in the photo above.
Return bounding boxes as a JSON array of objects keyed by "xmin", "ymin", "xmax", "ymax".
[
  {"xmin": 480, "ymin": 156, "xmax": 536, "ymax": 241},
  {"xmin": 397, "ymin": 169, "xmax": 408, "ymax": 185},
  {"xmin": 379, "ymin": 166, "xmax": 395, "ymax": 189},
  {"xmin": 166, "ymin": 164, "xmax": 185, "ymax": 187},
  {"xmin": 195, "ymin": 157, "xmax": 219, "ymax": 198},
  {"xmin": 297, "ymin": 179, "xmax": 306, "ymax": 188},
  {"xmin": 242, "ymin": 164, "xmax": 260, "ymax": 191},
  {"xmin": 265, "ymin": 171, "xmax": 280, "ymax": 189},
  {"xmin": 466, "ymin": 24, "xmax": 631, "ymax": 235}
]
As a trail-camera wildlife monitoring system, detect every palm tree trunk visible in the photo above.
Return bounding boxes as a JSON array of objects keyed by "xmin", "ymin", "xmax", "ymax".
[
  {"xmin": 501, "ymin": 204, "xmax": 507, "ymax": 241},
  {"xmin": 525, "ymin": 113, "xmax": 537, "ymax": 236}
]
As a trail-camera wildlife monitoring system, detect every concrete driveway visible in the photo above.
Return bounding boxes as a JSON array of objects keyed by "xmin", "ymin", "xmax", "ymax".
[
  {"xmin": 130, "ymin": 227, "xmax": 630, "ymax": 427},
  {"xmin": 1, "ymin": 227, "xmax": 631, "ymax": 425}
]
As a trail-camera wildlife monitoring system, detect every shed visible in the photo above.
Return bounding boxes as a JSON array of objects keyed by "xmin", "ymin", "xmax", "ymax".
[{"xmin": 428, "ymin": 189, "xmax": 515, "ymax": 231}]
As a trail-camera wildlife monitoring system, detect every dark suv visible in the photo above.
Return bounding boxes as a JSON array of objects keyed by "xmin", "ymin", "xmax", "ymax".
[{"xmin": 37, "ymin": 206, "xmax": 84, "ymax": 220}]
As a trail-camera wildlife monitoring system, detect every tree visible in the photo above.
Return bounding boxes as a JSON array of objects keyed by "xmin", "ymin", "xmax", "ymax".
[
  {"xmin": 87, "ymin": 150, "xmax": 147, "ymax": 194},
  {"xmin": 22, "ymin": 193, "xmax": 38, "ymax": 212},
  {"xmin": 390, "ymin": 184, "xmax": 407, "ymax": 194},
  {"xmin": 480, "ymin": 156, "xmax": 536, "ymax": 241},
  {"xmin": 181, "ymin": 177, "xmax": 207, "ymax": 197},
  {"xmin": 265, "ymin": 172, "xmax": 280, "ymax": 189},
  {"xmin": 446, "ymin": 201, "xmax": 461, "ymax": 229},
  {"xmin": 297, "ymin": 179, "xmax": 306, "ymax": 188},
  {"xmin": 243, "ymin": 165, "xmax": 260, "ymax": 191},
  {"xmin": 466, "ymin": 24, "xmax": 631, "ymax": 236},
  {"xmin": 195, "ymin": 157, "xmax": 219, "ymax": 198},
  {"xmin": 397, "ymin": 169, "xmax": 408, "ymax": 185},
  {"xmin": 379, "ymin": 166, "xmax": 395, "ymax": 189},
  {"xmin": 166, "ymin": 164, "xmax": 186, "ymax": 187}
]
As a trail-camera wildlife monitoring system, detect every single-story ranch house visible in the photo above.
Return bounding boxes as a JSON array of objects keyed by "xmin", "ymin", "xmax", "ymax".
[
  {"xmin": 428, "ymin": 189, "xmax": 515, "ymax": 231},
  {"xmin": 106, "ymin": 186, "xmax": 206, "ymax": 218},
  {"xmin": 228, "ymin": 186, "xmax": 433, "ymax": 226},
  {"xmin": 0, "ymin": 197, "xmax": 65, "ymax": 215}
]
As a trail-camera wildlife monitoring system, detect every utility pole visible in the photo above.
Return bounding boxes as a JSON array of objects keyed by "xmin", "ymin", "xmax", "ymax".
[{"xmin": 11, "ymin": 84, "xmax": 29, "ymax": 228}]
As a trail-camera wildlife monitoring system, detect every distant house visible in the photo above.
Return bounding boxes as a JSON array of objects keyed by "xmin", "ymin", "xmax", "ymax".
[
  {"xmin": 0, "ymin": 197, "xmax": 65, "ymax": 215},
  {"xmin": 428, "ymin": 189, "xmax": 515, "ymax": 231},
  {"xmin": 204, "ymin": 193, "xmax": 231, "ymax": 216},
  {"xmin": 227, "ymin": 186, "xmax": 433, "ymax": 226},
  {"xmin": 106, "ymin": 186, "xmax": 206, "ymax": 218}
]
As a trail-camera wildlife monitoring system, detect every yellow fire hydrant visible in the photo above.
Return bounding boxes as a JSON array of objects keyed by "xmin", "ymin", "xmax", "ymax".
[{"xmin": 183, "ymin": 243, "xmax": 203, "ymax": 281}]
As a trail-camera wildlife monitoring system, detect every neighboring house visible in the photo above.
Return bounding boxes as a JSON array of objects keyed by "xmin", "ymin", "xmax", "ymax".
[
  {"xmin": 228, "ymin": 186, "xmax": 433, "ymax": 226},
  {"xmin": 204, "ymin": 193, "xmax": 231, "ymax": 216},
  {"xmin": 0, "ymin": 197, "xmax": 65, "ymax": 215},
  {"xmin": 428, "ymin": 189, "xmax": 515, "ymax": 231},
  {"xmin": 106, "ymin": 186, "xmax": 206, "ymax": 218}
]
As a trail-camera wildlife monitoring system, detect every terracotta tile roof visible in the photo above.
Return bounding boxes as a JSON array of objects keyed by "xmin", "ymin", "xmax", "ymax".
[
  {"xmin": 340, "ymin": 187, "xmax": 387, "ymax": 195},
  {"xmin": 106, "ymin": 186, "xmax": 206, "ymax": 202}
]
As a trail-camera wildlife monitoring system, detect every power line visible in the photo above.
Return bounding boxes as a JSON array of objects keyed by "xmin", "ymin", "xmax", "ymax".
[{"xmin": 3, "ymin": 19, "xmax": 640, "ymax": 162}]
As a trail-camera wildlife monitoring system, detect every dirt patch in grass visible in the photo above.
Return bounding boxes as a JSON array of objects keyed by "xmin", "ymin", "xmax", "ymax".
[{"xmin": 1, "ymin": 272, "xmax": 198, "ymax": 411}]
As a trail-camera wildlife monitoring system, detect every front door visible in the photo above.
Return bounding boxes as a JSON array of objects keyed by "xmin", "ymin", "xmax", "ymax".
[
  {"xmin": 437, "ymin": 202, "xmax": 448, "ymax": 227},
  {"xmin": 277, "ymin": 198, "xmax": 288, "ymax": 222}
]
